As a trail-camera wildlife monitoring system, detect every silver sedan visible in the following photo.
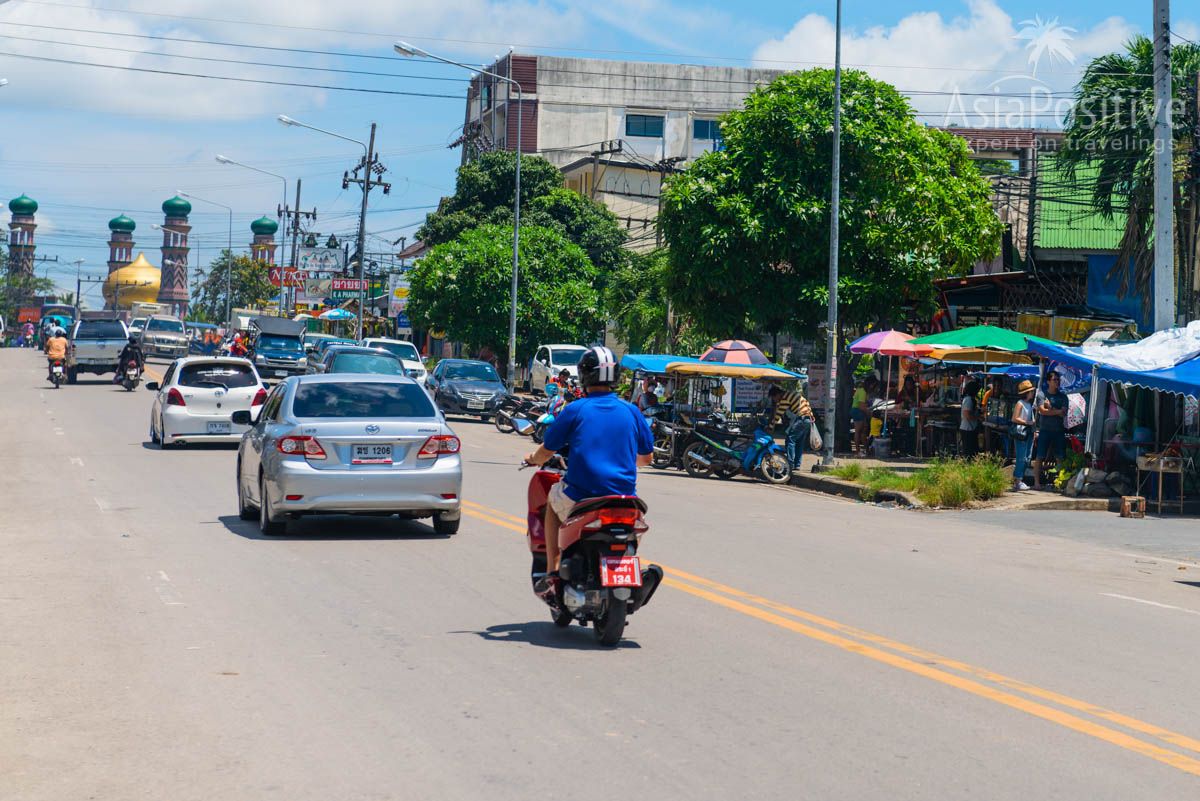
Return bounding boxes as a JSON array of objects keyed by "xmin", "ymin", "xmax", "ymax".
[{"xmin": 234, "ymin": 374, "xmax": 462, "ymax": 536}]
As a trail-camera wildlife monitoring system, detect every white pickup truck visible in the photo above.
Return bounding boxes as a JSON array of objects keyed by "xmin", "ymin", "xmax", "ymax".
[{"xmin": 68, "ymin": 319, "xmax": 129, "ymax": 383}]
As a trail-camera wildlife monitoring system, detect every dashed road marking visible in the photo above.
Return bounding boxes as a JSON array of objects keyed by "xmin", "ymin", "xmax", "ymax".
[
  {"xmin": 93, "ymin": 497, "xmax": 108, "ymax": 512},
  {"xmin": 69, "ymin": 457, "xmax": 84, "ymax": 467},
  {"xmin": 1102, "ymin": 592, "xmax": 1200, "ymax": 617}
]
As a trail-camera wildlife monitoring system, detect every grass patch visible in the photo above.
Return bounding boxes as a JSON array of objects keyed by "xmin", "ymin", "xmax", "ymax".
[{"xmin": 829, "ymin": 456, "xmax": 1008, "ymax": 508}]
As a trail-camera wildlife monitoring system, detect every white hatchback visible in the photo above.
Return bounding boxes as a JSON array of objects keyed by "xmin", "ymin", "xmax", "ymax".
[
  {"xmin": 361, "ymin": 338, "xmax": 427, "ymax": 383},
  {"xmin": 148, "ymin": 357, "xmax": 267, "ymax": 447}
]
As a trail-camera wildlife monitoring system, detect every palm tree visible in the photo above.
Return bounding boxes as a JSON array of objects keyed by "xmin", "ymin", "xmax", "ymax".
[{"xmin": 1060, "ymin": 36, "xmax": 1200, "ymax": 319}]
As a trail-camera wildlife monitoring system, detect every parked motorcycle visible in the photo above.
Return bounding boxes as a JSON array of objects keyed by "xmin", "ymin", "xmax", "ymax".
[
  {"xmin": 519, "ymin": 444, "xmax": 663, "ymax": 646},
  {"xmin": 49, "ymin": 358, "xmax": 65, "ymax": 389},
  {"xmin": 652, "ymin": 411, "xmax": 732, "ymax": 471},
  {"xmin": 683, "ymin": 416, "xmax": 791, "ymax": 484},
  {"xmin": 494, "ymin": 394, "xmax": 544, "ymax": 434}
]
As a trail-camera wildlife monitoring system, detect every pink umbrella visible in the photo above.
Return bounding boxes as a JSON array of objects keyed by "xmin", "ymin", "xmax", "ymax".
[{"xmin": 847, "ymin": 331, "xmax": 933, "ymax": 440}]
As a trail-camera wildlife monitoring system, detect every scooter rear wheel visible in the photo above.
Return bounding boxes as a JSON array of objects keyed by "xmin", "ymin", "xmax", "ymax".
[
  {"xmin": 494, "ymin": 412, "xmax": 515, "ymax": 434},
  {"xmin": 683, "ymin": 442, "xmax": 713, "ymax": 479},
  {"xmin": 593, "ymin": 591, "xmax": 627, "ymax": 646}
]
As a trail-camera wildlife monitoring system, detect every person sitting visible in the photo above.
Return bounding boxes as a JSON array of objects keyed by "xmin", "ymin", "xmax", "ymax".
[
  {"xmin": 114, "ymin": 336, "xmax": 145, "ymax": 382},
  {"xmin": 43, "ymin": 327, "xmax": 68, "ymax": 381}
]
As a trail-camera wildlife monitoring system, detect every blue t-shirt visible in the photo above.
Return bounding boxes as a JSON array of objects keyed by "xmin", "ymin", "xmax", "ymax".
[{"xmin": 542, "ymin": 392, "xmax": 655, "ymax": 502}]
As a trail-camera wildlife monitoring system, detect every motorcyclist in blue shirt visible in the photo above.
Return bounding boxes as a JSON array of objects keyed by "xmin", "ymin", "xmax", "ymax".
[{"xmin": 525, "ymin": 346, "xmax": 654, "ymax": 582}]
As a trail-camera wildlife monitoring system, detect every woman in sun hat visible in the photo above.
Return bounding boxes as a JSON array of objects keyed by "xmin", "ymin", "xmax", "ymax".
[{"xmin": 1010, "ymin": 380, "xmax": 1037, "ymax": 491}]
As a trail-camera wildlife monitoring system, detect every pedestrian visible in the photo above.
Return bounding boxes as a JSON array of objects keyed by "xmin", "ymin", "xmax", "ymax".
[
  {"xmin": 768, "ymin": 384, "xmax": 814, "ymax": 473},
  {"xmin": 1032, "ymin": 371, "xmax": 1068, "ymax": 489},
  {"xmin": 1010, "ymin": 380, "xmax": 1036, "ymax": 491},
  {"xmin": 851, "ymin": 376, "xmax": 872, "ymax": 456},
  {"xmin": 959, "ymin": 379, "xmax": 980, "ymax": 458}
]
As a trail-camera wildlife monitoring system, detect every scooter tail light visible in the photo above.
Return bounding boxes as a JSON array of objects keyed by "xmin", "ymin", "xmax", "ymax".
[
  {"xmin": 598, "ymin": 508, "xmax": 639, "ymax": 527},
  {"xmin": 418, "ymin": 435, "xmax": 461, "ymax": 459},
  {"xmin": 166, "ymin": 387, "xmax": 186, "ymax": 406},
  {"xmin": 277, "ymin": 435, "xmax": 326, "ymax": 459},
  {"xmin": 251, "ymin": 387, "xmax": 268, "ymax": 406}
]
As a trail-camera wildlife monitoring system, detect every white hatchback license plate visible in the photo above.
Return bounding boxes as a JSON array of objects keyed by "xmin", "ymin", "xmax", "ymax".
[
  {"xmin": 353, "ymin": 443, "xmax": 393, "ymax": 464},
  {"xmin": 207, "ymin": 421, "xmax": 231, "ymax": 434},
  {"xmin": 274, "ymin": 370, "xmax": 288, "ymax": 377},
  {"xmin": 466, "ymin": 399, "xmax": 485, "ymax": 410}
]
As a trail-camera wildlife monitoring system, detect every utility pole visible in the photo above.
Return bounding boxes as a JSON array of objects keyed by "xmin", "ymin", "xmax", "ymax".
[
  {"xmin": 590, "ymin": 139, "xmax": 623, "ymax": 199},
  {"xmin": 78, "ymin": 274, "xmax": 106, "ymax": 311},
  {"xmin": 822, "ymin": 0, "xmax": 843, "ymax": 466},
  {"xmin": 1152, "ymin": 0, "xmax": 1175, "ymax": 330},
  {"xmin": 72, "ymin": 259, "xmax": 85, "ymax": 310},
  {"xmin": 343, "ymin": 123, "xmax": 390, "ymax": 340},
  {"xmin": 278, "ymin": 179, "xmax": 316, "ymax": 317}
]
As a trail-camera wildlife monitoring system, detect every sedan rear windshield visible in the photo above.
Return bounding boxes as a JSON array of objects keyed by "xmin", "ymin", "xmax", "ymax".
[
  {"xmin": 179, "ymin": 362, "xmax": 259, "ymax": 389},
  {"xmin": 146, "ymin": 318, "xmax": 184, "ymax": 332},
  {"xmin": 330, "ymin": 353, "xmax": 404, "ymax": 375},
  {"xmin": 74, "ymin": 321, "xmax": 126, "ymax": 339},
  {"xmin": 293, "ymin": 382, "xmax": 435, "ymax": 418}
]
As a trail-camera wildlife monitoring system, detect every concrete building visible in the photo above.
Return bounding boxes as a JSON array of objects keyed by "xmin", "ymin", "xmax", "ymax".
[
  {"xmin": 462, "ymin": 54, "xmax": 783, "ymax": 250},
  {"xmin": 157, "ymin": 195, "xmax": 192, "ymax": 317},
  {"xmin": 106, "ymin": 214, "xmax": 136, "ymax": 275},
  {"xmin": 7, "ymin": 194, "xmax": 38, "ymax": 280}
]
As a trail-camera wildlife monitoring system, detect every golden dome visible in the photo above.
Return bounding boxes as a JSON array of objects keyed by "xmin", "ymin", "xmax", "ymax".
[{"xmin": 103, "ymin": 252, "xmax": 162, "ymax": 309}]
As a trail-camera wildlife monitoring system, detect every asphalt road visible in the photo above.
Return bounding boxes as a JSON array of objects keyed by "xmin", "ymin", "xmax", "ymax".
[{"xmin": 5, "ymin": 348, "xmax": 1200, "ymax": 800}]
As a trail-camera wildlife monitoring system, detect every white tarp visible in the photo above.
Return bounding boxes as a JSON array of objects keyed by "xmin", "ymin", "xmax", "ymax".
[{"xmin": 1080, "ymin": 320, "xmax": 1200, "ymax": 371}]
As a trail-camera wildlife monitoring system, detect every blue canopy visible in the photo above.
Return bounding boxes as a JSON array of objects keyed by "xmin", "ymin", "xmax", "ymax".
[
  {"xmin": 621, "ymin": 353, "xmax": 704, "ymax": 374},
  {"xmin": 982, "ymin": 364, "xmax": 1039, "ymax": 378},
  {"xmin": 1026, "ymin": 338, "xmax": 1200, "ymax": 398}
]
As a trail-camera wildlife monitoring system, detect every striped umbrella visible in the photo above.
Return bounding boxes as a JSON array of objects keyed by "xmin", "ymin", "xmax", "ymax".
[{"xmin": 700, "ymin": 340, "xmax": 769, "ymax": 365}]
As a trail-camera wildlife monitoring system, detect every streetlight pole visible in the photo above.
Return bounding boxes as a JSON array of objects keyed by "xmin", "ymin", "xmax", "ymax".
[
  {"xmin": 277, "ymin": 115, "xmax": 372, "ymax": 340},
  {"xmin": 216, "ymin": 155, "xmax": 291, "ymax": 316},
  {"xmin": 180, "ymin": 191, "xmax": 234, "ymax": 327},
  {"xmin": 72, "ymin": 259, "xmax": 84, "ymax": 311},
  {"xmin": 395, "ymin": 41, "xmax": 523, "ymax": 390},
  {"xmin": 822, "ymin": 0, "xmax": 843, "ymax": 466}
]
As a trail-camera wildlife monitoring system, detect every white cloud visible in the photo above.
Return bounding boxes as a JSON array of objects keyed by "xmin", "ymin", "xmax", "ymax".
[{"xmin": 751, "ymin": 0, "xmax": 1147, "ymax": 127}]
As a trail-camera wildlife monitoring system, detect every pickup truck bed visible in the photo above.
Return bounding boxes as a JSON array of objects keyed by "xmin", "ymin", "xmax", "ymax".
[{"xmin": 69, "ymin": 319, "xmax": 130, "ymax": 382}]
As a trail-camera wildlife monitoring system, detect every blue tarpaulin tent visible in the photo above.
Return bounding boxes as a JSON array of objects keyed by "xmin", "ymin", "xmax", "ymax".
[
  {"xmin": 621, "ymin": 353, "xmax": 704, "ymax": 374},
  {"xmin": 1027, "ymin": 339, "xmax": 1200, "ymax": 398}
]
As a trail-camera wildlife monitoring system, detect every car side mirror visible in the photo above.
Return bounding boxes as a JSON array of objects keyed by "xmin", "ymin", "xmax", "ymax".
[
  {"xmin": 145, "ymin": 381, "xmax": 159, "ymax": 391},
  {"xmin": 231, "ymin": 409, "xmax": 254, "ymax": 425}
]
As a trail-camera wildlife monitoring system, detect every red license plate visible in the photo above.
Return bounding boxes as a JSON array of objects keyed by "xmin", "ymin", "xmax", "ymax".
[{"xmin": 599, "ymin": 556, "xmax": 642, "ymax": 588}]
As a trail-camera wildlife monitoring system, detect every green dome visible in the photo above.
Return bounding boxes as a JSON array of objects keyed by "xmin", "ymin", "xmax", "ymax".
[
  {"xmin": 108, "ymin": 213, "xmax": 136, "ymax": 233},
  {"xmin": 8, "ymin": 194, "xmax": 38, "ymax": 215},
  {"xmin": 250, "ymin": 215, "xmax": 279, "ymax": 236},
  {"xmin": 161, "ymin": 195, "xmax": 192, "ymax": 218}
]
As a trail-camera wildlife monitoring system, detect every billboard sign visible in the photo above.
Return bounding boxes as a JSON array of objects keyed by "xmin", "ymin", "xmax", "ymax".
[
  {"xmin": 388, "ymin": 274, "xmax": 410, "ymax": 318},
  {"xmin": 298, "ymin": 247, "xmax": 345, "ymax": 272},
  {"xmin": 331, "ymin": 277, "xmax": 365, "ymax": 301},
  {"xmin": 268, "ymin": 267, "xmax": 307, "ymax": 289}
]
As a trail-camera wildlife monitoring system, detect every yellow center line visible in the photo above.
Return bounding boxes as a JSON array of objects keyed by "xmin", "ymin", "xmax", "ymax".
[{"xmin": 462, "ymin": 497, "xmax": 1200, "ymax": 776}]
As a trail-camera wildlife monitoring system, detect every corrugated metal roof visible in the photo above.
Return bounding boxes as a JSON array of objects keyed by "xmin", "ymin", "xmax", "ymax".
[{"xmin": 1035, "ymin": 153, "xmax": 1125, "ymax": 251}]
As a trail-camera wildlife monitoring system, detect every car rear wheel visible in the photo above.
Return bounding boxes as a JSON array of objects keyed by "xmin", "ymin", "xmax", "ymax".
[
  {"xmin": 237, "ymin": 461, "xmax": 256, "ymax": 520},
  {"xmin": 258, "ymin": 475, "xmax": 286, "ymax": 536},
  {"xmin": 433, "ymin": 514, "xmax": 459, "ymax": 536},
  {"xmin": 150, "ymin": 419, "xmax": 160, "ymax": 445},
  {"xmin": 155, "ymin": 415, "xmax": 172, "ymax": 449}
]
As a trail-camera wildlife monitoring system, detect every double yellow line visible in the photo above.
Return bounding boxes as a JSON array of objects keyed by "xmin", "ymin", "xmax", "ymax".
[{"xmin": 461, "ymin": 499, "xmax": 1200, "ymax": 778}]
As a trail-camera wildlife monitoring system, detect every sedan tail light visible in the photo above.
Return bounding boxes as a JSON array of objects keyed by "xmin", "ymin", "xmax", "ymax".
[
  {"xmin": 166, "ymin": 387, "xmax": 186, "ymax": 406},
  {"xmin": 251, "ymin": 387, "xmax": 267, "ymax": 406},
  {"xmin": 417, "ymin": 435, "xmax": 461, "ymax": 459},
  {"xmin": 277, "ymin": 435, "xmax": 326, "ymax": 459}
]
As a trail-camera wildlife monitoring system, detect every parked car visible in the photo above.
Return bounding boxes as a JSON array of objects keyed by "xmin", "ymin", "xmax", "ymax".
[
  {"xmin": 138, "ymin": 315, "xmax": 189, "ymax": 359},
  {"xmin": 233, "ymin": 374, "xmax": 462, "ymax": 536},
  {"xmin": 306, "ymin": 337, "xmax": 356, "ymax": 373},
  {"xmin": 67, "ymin": 318, "xmax": 129, "ymax": 383},
  {"xmin": 529, "ymin": 344, "xmax": 587, "ymax": 394},
  {"xmin": 320, "ymin": 346, "xmax": 405, "ymax": 375},
  {"xmin": 147, "ymin": 357, "xmax": 267, "ymax": 448},
  {"xmin": 425, "ymin": 358, "xmax": 506, "ymax": 420},
  {"xmin": 361, "ymin": 337, "xmax": 427, "ymax": 382}
]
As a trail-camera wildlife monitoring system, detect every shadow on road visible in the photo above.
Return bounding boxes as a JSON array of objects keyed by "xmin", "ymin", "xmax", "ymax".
[
  {"xmin": 1175, "ymin": 581, "xmax": 1200, "ymax": 589},
  {"xmin": 217, "ymin": 513, "xmax": 449, "ymax": 542},
  {"xmin": 463, "ymin": 621, "xmax": 641, "ymax": 650},
  {"xmin": 139, "ymin": 441, "xmax": 239, "ymax": 451}
]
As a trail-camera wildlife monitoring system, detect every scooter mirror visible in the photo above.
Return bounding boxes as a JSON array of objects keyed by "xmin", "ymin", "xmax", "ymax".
[{"xmin": 513, "ymin": 418, "xmax": 534, "ymax": 436}]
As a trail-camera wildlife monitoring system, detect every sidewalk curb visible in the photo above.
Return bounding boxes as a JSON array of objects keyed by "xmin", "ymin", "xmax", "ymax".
[{"xmin": 789, "ymin": 472, "xmax": 924, "ymax": 508}]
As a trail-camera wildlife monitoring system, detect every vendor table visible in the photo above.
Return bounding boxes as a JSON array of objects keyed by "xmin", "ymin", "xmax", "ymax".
[{"xmin": 1136, "ymin": 454, "xmax": 1185, "ymax": 515}]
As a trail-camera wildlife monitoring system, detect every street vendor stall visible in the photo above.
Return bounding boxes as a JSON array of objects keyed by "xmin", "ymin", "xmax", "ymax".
[{"xmin": 621, "ymin": 353, "xmax": 704, "ymax": 411}]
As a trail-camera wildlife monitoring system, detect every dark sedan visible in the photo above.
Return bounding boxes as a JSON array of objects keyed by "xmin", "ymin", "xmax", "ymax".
[
  {"xmin": 425, "ymin": 359, "xmax": 506, "ymax": 421},
  {"xmin": 321, "ymin": 346, "xmax": 406, "ymax": 376}
]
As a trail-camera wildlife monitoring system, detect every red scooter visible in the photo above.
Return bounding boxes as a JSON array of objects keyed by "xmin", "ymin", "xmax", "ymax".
[{"xmin": 523, "ymin": 455, "xmax": 663, "ymax": 646}]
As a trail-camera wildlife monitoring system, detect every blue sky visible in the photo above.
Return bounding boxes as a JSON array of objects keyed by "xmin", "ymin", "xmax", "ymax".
[{"xmin": 0, "ymin": 0, "xmax": 1194, "ymax": 305}]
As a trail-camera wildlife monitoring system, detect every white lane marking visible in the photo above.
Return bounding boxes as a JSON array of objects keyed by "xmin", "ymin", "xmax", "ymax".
[
  {"xmin": 152, "ymin": 571, "xmax": 185, "ymax": 606},
  {"xmin": 1117, "ymin": 552, "xmax": 1199, "ymax": 568},
  {"xmin": 69, "ymin": 457, "xmax": 83, "ymax": 467},
  {"xmin": 157, "ymin": 570, "xmax": 171, "ymax": 582},
  {"xmin": 1101, "ymin": 593, "xmax": 1200, "ymax": 617},
  {"xmin": 54, "ymin": 428, "xmax": 64, "ymax": 436},
  {"xmin": 93, "ymin": 497, "xmax": 108, "ymax": 512}
]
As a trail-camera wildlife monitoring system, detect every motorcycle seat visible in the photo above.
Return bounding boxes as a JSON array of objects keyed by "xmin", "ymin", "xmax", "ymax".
[{"xmin": 568, "ymin": 494, "xmax": 647, "ymax": 517}]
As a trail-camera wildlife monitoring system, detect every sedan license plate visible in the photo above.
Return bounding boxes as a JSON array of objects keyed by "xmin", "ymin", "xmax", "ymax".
[
  {"xmin": 207, "ymin": 421, "xmax": 231, "ymax": 434},
  {"xmin": 353, "ymin": 443, "xmax": 393, "ymax": 464},
  {"xmin": 274, "ymin": 370, "xmax": 288, "ymax": 377},
  {"xmin": 466, "ymin": 399, "xmax": 485, "ymax": 410},
  {"xmin": 599, "ymin": 556, "xmax": 642, "ymax": 588}
]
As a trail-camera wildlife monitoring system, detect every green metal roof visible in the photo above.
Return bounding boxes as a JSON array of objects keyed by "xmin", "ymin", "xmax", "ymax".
[{"xmin": 1034, "ymin": 153, "xmax": 1124, "ymax": 251}]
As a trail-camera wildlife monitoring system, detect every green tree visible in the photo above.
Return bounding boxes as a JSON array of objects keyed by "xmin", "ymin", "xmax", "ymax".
[
  {"xmin": 659, "ymin": 68, "xmax": 1001, "ymax": 338},
  {"xmin": 416, "ymin": 151, "xmax": 626, "ymax": 272},
  {"xmin": 407, "ymin": 224, "xmax": 602, "ymax": 366},
  {"xmin": 603, "ymin": 248, "xmax": 710, "ymax": 354},
  {"xmin": 0, "ymin": 261, "xmax": 55, "ymax": 328},
  {"xmin": 1061, "ymin": 36, "xmax": 1200, "ymax": 317},
  {"xmin": 189, "ymin": 251, "xmax": 275, "ymax": 322}
]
